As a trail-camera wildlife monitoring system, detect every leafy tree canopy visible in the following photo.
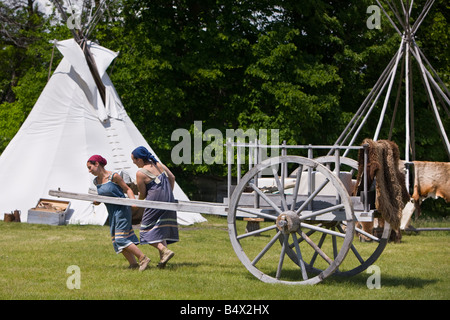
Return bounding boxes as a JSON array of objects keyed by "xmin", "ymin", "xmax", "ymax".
[{"xmin": 1, "ymin": 0, "xmax": 448, "ymax": 190}]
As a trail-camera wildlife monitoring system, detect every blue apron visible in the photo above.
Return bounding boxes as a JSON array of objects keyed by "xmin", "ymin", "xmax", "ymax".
[{"xmin": 96, "ymin": 172, "xmax": 139, "ymax": 253}]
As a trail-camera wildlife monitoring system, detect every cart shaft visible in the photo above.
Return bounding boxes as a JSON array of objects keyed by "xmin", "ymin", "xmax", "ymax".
[{"xmin": 48, "ymin": 189, "xmax": 227, "ymax": 215}]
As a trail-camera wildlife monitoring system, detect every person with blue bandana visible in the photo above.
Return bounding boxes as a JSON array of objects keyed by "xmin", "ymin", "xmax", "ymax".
[{"xmin": 131, "ymin": 146, "xmax": 178, "ymax": 269}]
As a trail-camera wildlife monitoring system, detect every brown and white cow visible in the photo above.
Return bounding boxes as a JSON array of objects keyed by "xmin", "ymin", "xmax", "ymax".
[
  {"xmin": 409, "ymin": 161, "xmax": 450, "ymax": 215},
  {"xmin": 358, "ymin": 160, "xmax": 449, "ymax": 242}
]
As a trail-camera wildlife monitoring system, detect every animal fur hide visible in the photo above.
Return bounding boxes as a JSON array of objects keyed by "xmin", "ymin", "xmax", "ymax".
[{"xmin": 353, "ymin": 139, "xmax": 410, "ymax": 232}]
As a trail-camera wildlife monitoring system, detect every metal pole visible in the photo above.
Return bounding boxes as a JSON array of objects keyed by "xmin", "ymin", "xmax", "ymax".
[
  {"xmin": 363, "ymin": 144, "xmax": 369, "ymax": 212},
  {"xmin": 335, "ymin": 148, "xmax": 341, "ymax": 205},
  {"xmin": 254, "ymin": 139, "xmax": 260, "ymax": 209},
  {"xmin": 237, "ymin": 144, "xmax": 241, "ymax": 185},
  {"xmin": 227, "ymin": 139, "xmax": 232, "ymax": 200},
  {"xmin": 307, "ymin": 145, "xmax": 313, "ymax": 211}
]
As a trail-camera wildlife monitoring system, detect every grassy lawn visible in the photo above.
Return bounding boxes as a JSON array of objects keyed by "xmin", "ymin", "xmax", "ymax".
[{"xmin": 0, "ymin": 215, "xmax": 449, "ymax": 300}]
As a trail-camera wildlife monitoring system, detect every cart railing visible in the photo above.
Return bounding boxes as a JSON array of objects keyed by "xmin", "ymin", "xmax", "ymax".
[{"xmin": 225, "ymin": 141, "xmax": 371, "ymax": 213}]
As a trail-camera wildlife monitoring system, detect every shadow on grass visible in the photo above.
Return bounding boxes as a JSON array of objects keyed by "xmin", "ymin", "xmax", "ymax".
[
  {"xmin": 258, "ymin": 269, "xmax": 438, "ymax": 288},
  {"xmin": 161, "ymin": 262, "xmax": 202, "ymax": 270},
  {"xmin": 109, "ymin": 261, "xmax": 202, "ymax": 272},
  {"xmin": 323, "ymin": 273, "xmax": 438, "ymax": 289}
]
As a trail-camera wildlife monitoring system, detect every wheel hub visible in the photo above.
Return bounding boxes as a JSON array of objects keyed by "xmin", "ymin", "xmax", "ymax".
[{"xmin": 276, "ymin": 211, "xmax": 300, "ymax": 234}]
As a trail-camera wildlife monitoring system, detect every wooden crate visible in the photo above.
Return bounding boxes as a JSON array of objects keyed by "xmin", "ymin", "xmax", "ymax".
[{"xmin": 27, "ymin": 198, "xmax": 70, "ymax": 225}]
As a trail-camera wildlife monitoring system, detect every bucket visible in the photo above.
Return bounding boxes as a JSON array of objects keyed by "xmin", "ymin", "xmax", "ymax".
[
  {"xmin": 4, "ymin": 213, "xmax": 15, "ymax": 222},
  {"xmin": 13, "ymin": 210, "xmax": 21, "ymax": 222}
]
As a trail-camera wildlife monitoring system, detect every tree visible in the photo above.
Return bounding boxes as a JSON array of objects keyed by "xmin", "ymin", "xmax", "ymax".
[
  {"xmin": 0, "ymin": 0, "xmax": 447, "ymax": 191},
  {"xmin": 0, "ymin": 0, "xmax": 73, "ymax": 152},
  {"xmin": 1, "ymin": 0, "xmax": 47, "ymax": 150}
]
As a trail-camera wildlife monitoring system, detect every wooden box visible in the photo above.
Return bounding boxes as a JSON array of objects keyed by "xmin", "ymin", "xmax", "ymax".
[{"xmin": 27, "ymin": 198, "xmax": 71, "ymax": 225}]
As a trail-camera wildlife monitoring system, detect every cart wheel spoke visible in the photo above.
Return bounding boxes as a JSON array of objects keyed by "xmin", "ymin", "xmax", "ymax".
[
  {"xmin": 336, "ymin": 223, "xmax": 365, "ymax": 264},
  {"xmin": 237, "ymin": 224, "xmax": 278, "ymax": 240},
  {"xmin": 236, "ymin": 207, "xmax": 277, "ymax": 221},
  {"xmin": 249, "ymin": 183, "xmax": 283, "ymax": 215},
  {"xmin": 341, "ymin": 220, "xmax": 380, "ymax": 242},
  {"xmin": 299, "ymin": 230, "xmax": 333, "ymax": 265},
  {"xmin": 292, "ymin": 233, "xmax": 308, "ymax": 280},
  {"xmin": 309, "ymin": 232, "xmax": 327, "ymax": 268},
  {"xmin": 298, "ymin": 204, "xmax": 345, "ymax": 221},
  {"xmin": 276, "ymin": 233, "xmax": 289, "ymax": 279},
  {"xmin": 290, "ymin": 164, "xmax": 303, "ymax": 211},
  {"xmin": 300, "ymin": 222, "xmax": 346, "ymax": 238},
  {"xmin": 252, "ymin": 231, "xmax": 282, "ymax": 266},
  {"xmin": 289, "ymin": 227, "xmax": 318, "ymax": 249},
  {"xmin": 332, "ymin": 233, "xmax": 338, "ymax": 260},
  {"xmin": 271, "ymin": 165, "xmax": 289, "ymax": 211},
  {"xmin": 307, "ymin": 156, "xmax": 391, "ymax": 277},
  {"xmin": 349, "ymin": 243, "xmax": 365, "ymax": 264},
  {"xmin": 294, "ymin": 178, "xmax": 330, "ymax": 215},
  {"xmin": 355, "ymin": 226, "xmax": 380, "ymax": 242}
]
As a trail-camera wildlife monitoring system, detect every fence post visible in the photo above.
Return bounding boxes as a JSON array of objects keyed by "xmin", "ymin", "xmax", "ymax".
[{"xmin": 227, "ymin": 138, "xmax": 232, "ymax": 200}]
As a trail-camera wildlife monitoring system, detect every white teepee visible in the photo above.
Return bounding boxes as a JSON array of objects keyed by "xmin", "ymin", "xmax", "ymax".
[{"xmin": 0, "ymin": 38, "xmax": 206, "ymax": 226}]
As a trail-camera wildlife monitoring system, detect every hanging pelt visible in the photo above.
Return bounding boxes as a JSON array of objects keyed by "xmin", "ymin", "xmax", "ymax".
[{"xmin": 353, "ymin": 139, "xmax": 410, "ymax": 241}]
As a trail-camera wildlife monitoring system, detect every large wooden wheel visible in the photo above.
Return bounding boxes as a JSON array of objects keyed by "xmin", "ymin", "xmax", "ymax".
[
  {"xmin": 227, "ymin": 156, "xmax": 356, "ymax": 285},
  {"xmin": 289, "ymin": 155, "xmax": 391, "ymax": 277}
]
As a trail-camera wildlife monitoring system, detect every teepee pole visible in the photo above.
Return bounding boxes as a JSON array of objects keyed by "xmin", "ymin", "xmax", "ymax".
[
  {"xmin": 411, "ymin": 0, "xmax": 434, "ymax": 33},
  {"xmin": 405, "ymin": 40, "xmax": 411, "ymax": 162},
  {"xmin": 407, "ymin": 44, "xmax": 450, "ymax": 116},
  {"xmin": 376, "ymin": 0, "xmax": 402, "ymax": 35},
  {"xmin": 408, "ymin": 46, "xmax": 416, "ymax": 161},
  {"xmin": 416, "ymin": 46, "xmax": 450, "ymax": 101},
  {"xmin": 387, "ymin": 53, "xmax": 404, "ymax": 140},
  {"xmin": 404, "ymin": 0, "xmax": 412, "ymax": 163},
  {"xmin": 413, "ymin": 44, "xmax": 450, "ymax": 159},
  {"xmin": 373, "ymin": 37, "xmax": 405, "ymax": 141},
  {"xmin": 51, "ymin": 0, "xmax": 106, "ymax": 106},
  {"xmin": 342, "ymin": 51, "xmax": 403, "ymax": 157},
  {"xmin": 330, "ymin": 52, "xmax": 399, "ymax": 153},
  {"xmin": 336, "ymin": 1, "xmax": 448, "ymax": 162},
  {"xmin": 387, "ymin": 0, "xmax": 406, "ymax": 31}
]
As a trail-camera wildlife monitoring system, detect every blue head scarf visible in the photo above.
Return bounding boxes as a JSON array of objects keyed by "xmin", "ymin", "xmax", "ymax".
[{"xmin": 132, "ymin": 146, "xmax": 158, "ymax": 163}]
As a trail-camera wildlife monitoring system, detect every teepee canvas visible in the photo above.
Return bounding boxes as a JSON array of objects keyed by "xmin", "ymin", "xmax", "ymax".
[{"xmin": 0, "ymin": 38, "xmax": 206, "ymax": 226}]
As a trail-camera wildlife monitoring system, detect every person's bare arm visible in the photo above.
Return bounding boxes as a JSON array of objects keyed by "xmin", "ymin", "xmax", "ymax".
[
  {"xmin": 157, "ymin": 162, "xmax": 175, "ymax": 190},
  {"xmin": 113, "ymin": 173, "xmax": 136, "ymax": 201},
  {"xmin": 135, "ymin": 171, "xmax": 148, "ymax": 200}
]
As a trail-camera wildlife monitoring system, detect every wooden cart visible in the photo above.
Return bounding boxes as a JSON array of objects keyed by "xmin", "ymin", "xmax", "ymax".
[
  {"xmin": 50, "ymin": 143, "xmax": 392, "ymax": 285},
  {"xmin": 224, "ymin": 142, "xmax": 391, "ymax": 285}
]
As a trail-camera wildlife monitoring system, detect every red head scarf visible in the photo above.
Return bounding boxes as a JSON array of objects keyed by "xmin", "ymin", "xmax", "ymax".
[{"xmin": 88, "ymin": 155, "xmax": 107, "ymax": 166}]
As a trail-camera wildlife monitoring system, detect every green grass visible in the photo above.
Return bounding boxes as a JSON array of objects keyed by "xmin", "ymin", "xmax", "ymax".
[{"xmin": 0, "ymin": 216, "xmax": 449, "ymax": 300}]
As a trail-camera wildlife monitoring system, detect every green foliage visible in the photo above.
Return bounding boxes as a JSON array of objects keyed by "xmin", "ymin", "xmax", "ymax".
[
  {"xmin": 0, "ymin": 0, "xmax": 448, "ymax": 196},
  {"xmin": 421, "ymin": 198, "xmax": 450, "ymax": 219}
]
